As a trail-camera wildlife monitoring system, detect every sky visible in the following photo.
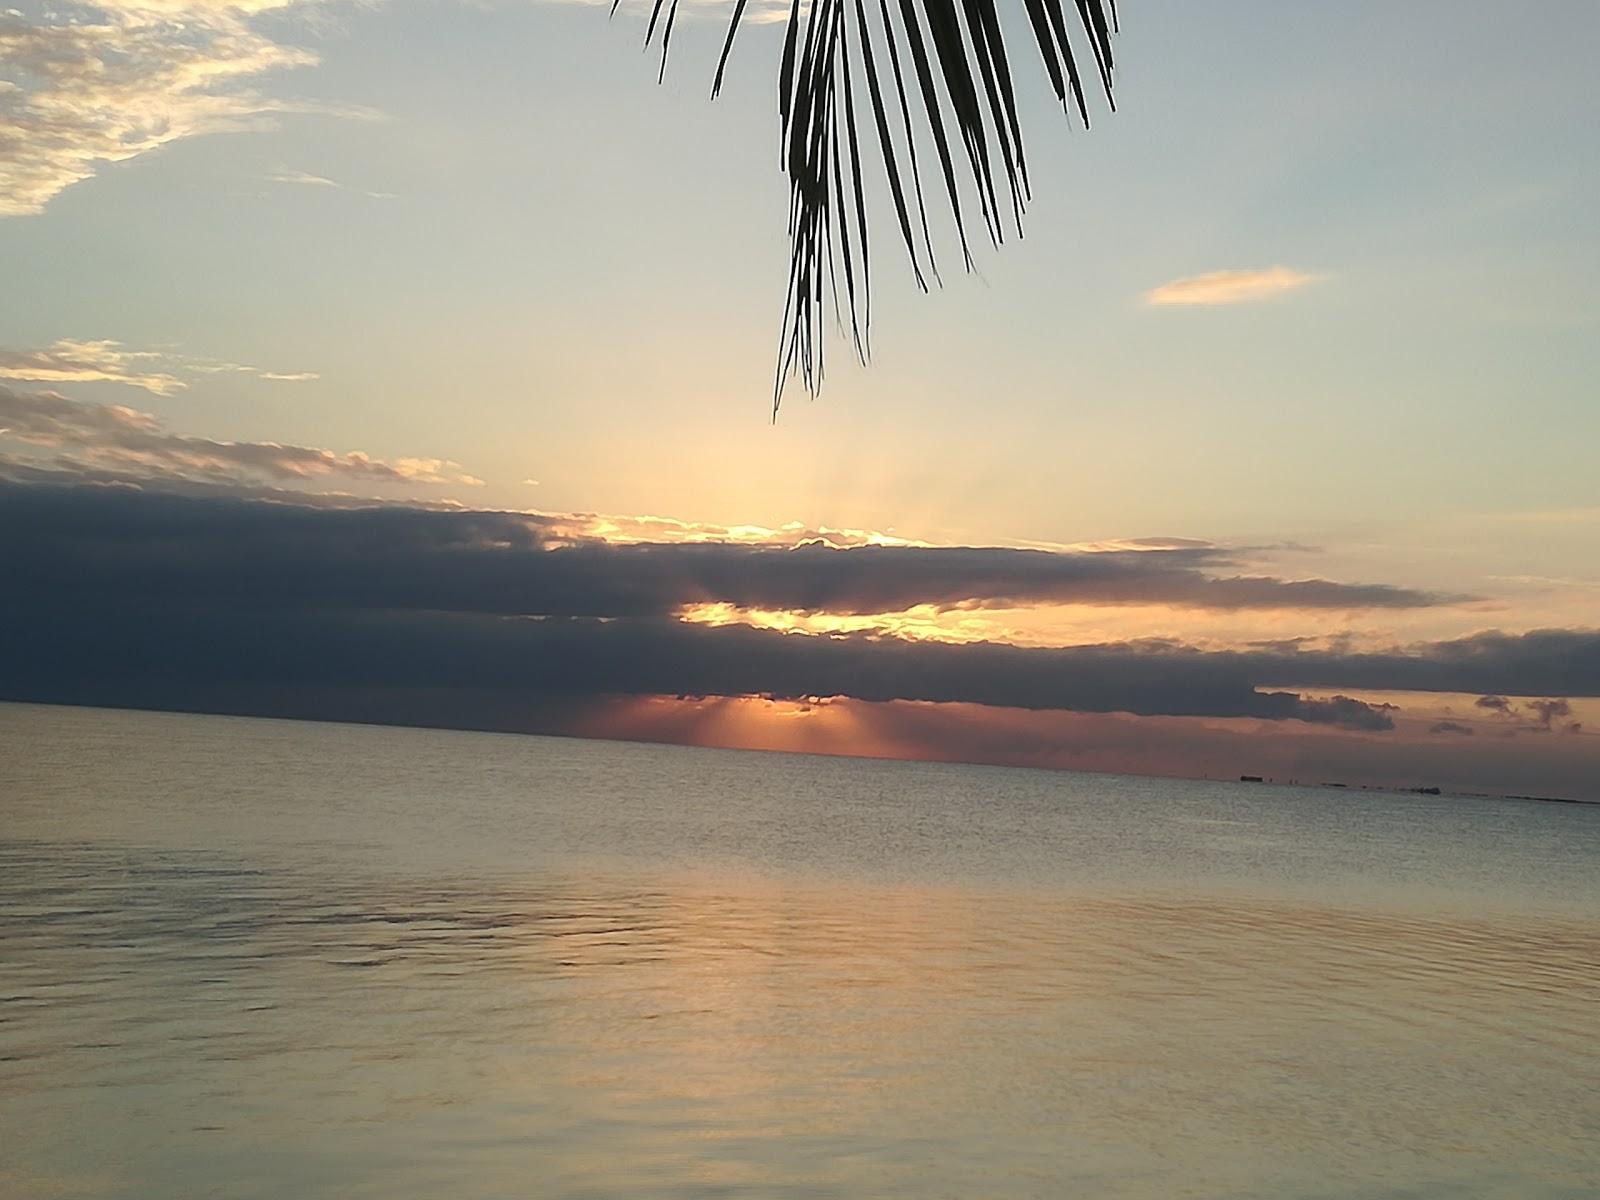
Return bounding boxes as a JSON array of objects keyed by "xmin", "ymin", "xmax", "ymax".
[{"xmin": 2, "ymin": 0, "xmax": 1598, "ymax": 797}]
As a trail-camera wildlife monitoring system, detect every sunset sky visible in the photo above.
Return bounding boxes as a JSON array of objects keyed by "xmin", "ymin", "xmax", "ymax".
[{"xmin": 3, "ymin": 0, "xmax": 1597, "ymax": 797}]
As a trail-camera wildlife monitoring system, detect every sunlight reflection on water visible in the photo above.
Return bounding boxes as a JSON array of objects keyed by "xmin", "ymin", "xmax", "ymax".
[{"xmin": 1, "ymin": 703, "xmax": 1597, "ymax": 1199}]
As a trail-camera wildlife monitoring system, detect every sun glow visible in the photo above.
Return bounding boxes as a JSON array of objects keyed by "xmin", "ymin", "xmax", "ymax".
[
  {"xmin": 672, "ymin": 600, "xmax": 1474, "ymax": 655},
  {"xmin": 676, "ymin": 602, "xmax": 1016, "ymax": 643},
  {"xmin": 548, "ymin": 514, "xmax": 932, "ymax": 549},
  {"xmin": 566, "ymin": 693, "xmax": 891, "ymax": 760}
]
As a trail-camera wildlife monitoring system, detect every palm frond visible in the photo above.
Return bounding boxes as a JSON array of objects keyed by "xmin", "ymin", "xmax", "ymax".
[{"xmin": 639, "ymin": 0, "xmax": 1118, "ymax": 412}]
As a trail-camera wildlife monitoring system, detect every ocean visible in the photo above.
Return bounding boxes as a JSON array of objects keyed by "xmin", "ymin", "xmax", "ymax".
[{"xmin": 2, "ymin": 701, "xmax": 1596, "ymax": 1198}]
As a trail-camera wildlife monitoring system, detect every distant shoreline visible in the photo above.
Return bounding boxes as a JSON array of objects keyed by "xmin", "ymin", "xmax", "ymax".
[
  {"xmin": 1238, "ymin": 774, "xmax": 1598, "ymax": 809},
  {"xmin": 4, "ymin": 696, "xmax": 1595, "ymax": 809}
]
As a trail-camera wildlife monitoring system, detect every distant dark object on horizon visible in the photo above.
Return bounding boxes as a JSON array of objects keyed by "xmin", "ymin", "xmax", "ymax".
[
  {"xmin": 1240, "ymin": 775, "xmax": 1264, "ymax": 783},
  {"xmin": 627, "ymin": 0, "xmax": 1118, "ymax": 409}
]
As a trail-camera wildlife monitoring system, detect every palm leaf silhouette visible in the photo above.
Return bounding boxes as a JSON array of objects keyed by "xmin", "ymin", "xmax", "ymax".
[{"xmin": 632, "ymin": 0, "xmax": 1117, "ymax": 412}]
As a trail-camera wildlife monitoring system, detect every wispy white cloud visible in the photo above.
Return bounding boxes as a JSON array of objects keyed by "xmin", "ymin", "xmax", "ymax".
[
  {"xmin": 0, "ymin": 384, "xmax": 482, "ymax": 487},
  {"xmin": 1145, "ymin": 266, "xmax": 1320, "ymax": 307},
  {"xmin": 267, "ymin": 167, "xmax": 341, "ymax": 189},
  {"xmin": 267, "ymin": 166, "xmax": 396, "ymax": 199},
  {"xmin": 0, "ymin": 339, "xmax": 317, "ymax": 393},
  {"xmin": 0, "ymin": 339, "xmax": 185, "ymax": 394},
  {"xmin": 1, "ymin": 0, "xmax": 789, "ymax": 215},
  {"xmin": 0, "ymin": 0, "xmax": 370, "ymax": 216}
]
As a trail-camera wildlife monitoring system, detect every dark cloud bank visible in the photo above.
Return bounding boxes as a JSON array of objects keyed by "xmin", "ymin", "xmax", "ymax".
[
  {"xmin": 3, "ymin": 482, "xmax": 1595, "ymax": 738},
  {"xmin": 2, "ymin": 480, "xmax": 1460, "ymax": 616}
]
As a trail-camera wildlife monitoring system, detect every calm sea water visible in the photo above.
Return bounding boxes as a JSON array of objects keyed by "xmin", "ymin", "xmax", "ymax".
[{"xmin": 2, "ymin": 702, "xmax": 1597, "ymax": 1199}]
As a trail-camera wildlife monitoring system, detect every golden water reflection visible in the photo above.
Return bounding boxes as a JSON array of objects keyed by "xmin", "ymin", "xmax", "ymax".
[{"xmin": 4, "ymin": 847, "xmax": 1596, "ymax": 1199}]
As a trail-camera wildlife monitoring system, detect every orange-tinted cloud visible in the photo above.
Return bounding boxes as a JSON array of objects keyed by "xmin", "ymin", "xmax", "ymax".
[{"xmin": 1145, "ymin": 266, "xmax": 1318, "ymax": 307}]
